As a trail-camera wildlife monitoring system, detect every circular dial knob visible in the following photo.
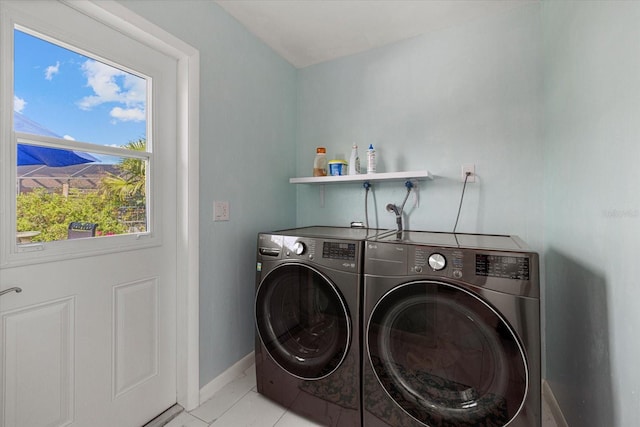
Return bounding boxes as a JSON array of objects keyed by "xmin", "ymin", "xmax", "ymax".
[
  {"xmin": 428, "ymin": 253, "xmax": 446, "ymax": 271},
  {"xmin": 292, "ymin": 242, "xmax": 306, "ymax": 255}
]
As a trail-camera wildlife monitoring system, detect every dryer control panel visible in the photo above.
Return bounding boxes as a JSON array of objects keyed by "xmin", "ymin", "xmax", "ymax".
[
  {"xmin": 258, "ymin": 233, "xmax": 362, "ymax": 273},
  {"xmin": 322, "ymin": 241, "xmax": 357, "ymax": 260}
]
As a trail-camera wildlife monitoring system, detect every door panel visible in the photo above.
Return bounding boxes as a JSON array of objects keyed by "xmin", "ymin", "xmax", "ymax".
[
  {"xmin": 1, "ymin": 298, "xmax": 74, "ymax": 427},
  {"xmin": 1, "ymin": 251, "xmax": 177, "ymax": 427},
  {"xmin": 113, "ymin": 278, "xmax": 159, "ymax": 398},
  {"xmin": 0, "ymin": 2, "xmax": 178, "ymax": 426}
]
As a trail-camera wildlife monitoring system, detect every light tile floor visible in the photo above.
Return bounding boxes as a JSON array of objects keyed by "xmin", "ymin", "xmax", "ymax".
[{"xmin": 167, "ymin": 364, "xmax": 559, "ymax": 427}]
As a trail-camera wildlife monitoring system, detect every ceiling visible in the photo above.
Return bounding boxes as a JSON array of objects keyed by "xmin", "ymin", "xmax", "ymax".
[{"xmin": 215, "ymin": 0, "xmax": 536, "ymax": 68}]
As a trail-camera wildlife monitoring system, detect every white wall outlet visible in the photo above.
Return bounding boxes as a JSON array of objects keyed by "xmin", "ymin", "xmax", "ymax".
[
  {"xmin": 461, "ymin": 164, "xmax": 476, "ymax": 183},
  {"xmin": 213, "ymin": 201, "xmax": 230, "ymax": 221}
]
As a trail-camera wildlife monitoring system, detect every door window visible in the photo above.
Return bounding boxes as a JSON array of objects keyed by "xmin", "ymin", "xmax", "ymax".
[
  {"xmin": 13, "ymin": 28, "xmax": 150, "ymax": 245},
  {"xmin": 367, "ymin": 281, "xmax": 527, "ymax": 426},
  {"xmin": 255, "ymin": 264, "xmax": 351, "ymax": 380}
]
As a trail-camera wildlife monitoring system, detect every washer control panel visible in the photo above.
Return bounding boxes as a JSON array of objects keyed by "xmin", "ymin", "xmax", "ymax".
[
  {"xmin": 475, "ymin": 254, "xmax": 530, "ymax": 280},
  {"xmin": 427, "ymin": 253, "xmax": 446, "ymax": 271},
  {"xmin": 404, "ymin": 245, "xmax": 538, "ymax": 297},
  {"xmin": 411, "ymin": 247, "xmax": 465, "ymax": 279},
  {"xmin": 365, "ymin": 239, "xmax": 539, "ymax": 298}
]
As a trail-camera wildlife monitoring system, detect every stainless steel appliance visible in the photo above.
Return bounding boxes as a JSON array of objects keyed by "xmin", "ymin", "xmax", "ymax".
[
  {"xmin": 363, "ymin": 231, "xmax": 540, "ymax": 427},
  {"xmin": 255, "ymin": 226, "xmax": 376, "ymax": 426}
]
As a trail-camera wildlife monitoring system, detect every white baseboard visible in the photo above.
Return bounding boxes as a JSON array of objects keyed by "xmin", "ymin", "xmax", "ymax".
[
  {"xmin": 542, "ymin": 379, "xmax": 569, "ymax": 427},
  {"xmin": 199, "ymin": 351, "xmax": 255, "ymax": 405}
]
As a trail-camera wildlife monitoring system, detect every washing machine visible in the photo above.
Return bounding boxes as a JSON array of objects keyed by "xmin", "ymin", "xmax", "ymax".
[
  {"xmin": 255, "ymin": 226, "xmax": 376, "ymax": 426},
  {"xmin": 362, "ymin": 231, "xmax": 540, "ymax": 427}
]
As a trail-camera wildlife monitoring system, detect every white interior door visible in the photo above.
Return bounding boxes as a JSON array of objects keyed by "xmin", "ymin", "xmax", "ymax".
[{"xmin": 0, "ymin": 2, "xmax": 179, "ymax": 426}]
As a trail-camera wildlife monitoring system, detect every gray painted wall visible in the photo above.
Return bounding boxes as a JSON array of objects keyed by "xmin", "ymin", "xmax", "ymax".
[
  {"xmin": 543, "ymin": 2, "xmax": 640, "ymax": 426},
  {"xmin": 117, "ymin": 1, "xmax": 297, "ymax": 386}
]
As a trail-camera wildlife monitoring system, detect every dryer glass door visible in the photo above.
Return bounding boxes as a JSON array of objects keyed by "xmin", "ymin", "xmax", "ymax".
[
  {"xmin": 256, "ymin": 264, "xmax": 351, "ymax": 380},
  {"xmin": 367, "ymin": 280, "xmax": 527, "ymax": 427}
]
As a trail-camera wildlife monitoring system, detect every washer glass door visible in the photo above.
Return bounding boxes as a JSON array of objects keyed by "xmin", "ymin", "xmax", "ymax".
[
  {"xmin": 256, "ymin": 264, "xmax": 351, "ymax": 380},
  {"xmin": 367, "ymin": 280, "xmax": 527, "ymax": 426}
]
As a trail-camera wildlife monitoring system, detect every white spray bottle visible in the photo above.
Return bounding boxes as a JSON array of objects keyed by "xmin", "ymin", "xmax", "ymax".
[{"xmin": 348, "ymin": 144, "xmax": 360, "ymax": 175}]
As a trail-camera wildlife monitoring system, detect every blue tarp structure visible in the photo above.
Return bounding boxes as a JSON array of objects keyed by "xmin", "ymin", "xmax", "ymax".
[
  {"xmin": 17, "ymin": 143, "xmax": 99, "ymax": 167},
  {"xmin": 14, "ymin": 112, "xmax": 99, "ymax": 167}
]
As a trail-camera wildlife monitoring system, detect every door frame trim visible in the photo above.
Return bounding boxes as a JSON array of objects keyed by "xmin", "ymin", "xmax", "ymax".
[{"xmin": 63, "ymin": 0, "xmax": 201, "ymax": 410}]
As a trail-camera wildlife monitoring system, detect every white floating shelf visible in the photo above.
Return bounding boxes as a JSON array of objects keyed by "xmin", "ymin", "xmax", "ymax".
[{"xmin": 290, "ymin": 170, "xmax": 432, "ymax": 184}]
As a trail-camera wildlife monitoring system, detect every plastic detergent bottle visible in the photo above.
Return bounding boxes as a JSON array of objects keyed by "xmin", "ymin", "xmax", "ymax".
[
  {"xmin": 367, "ymin": 144, "xmax": 376, "ymax": 173},
  {"xmin": 348, "ymin": 144, "xmax": 360, "ymax": 175},
  {"xmin": 313, "ymin": 147, "xmax": 328, "ymax": 176}
]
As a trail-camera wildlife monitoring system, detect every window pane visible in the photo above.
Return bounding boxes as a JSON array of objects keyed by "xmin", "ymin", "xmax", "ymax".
[
  {"xmin": 17, "ymin": 148, "xmax": 147, "ymax": 243},
  {"xmin": 14, "ymin": 28, "xmax": 150, "ymax": 244},
  {"xmin": 14, "ymin": 29, "xmax": 147, "ymax": 148}
]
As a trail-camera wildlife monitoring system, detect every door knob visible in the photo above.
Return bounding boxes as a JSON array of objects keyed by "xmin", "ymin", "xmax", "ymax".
[{"xmin": 0, "ymin": 287, "xmax": 22, "ymax": 297}]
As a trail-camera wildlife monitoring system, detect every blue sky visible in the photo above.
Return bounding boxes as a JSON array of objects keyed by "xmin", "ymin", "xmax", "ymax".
[{"xmin": 13, "ymin": 29, "xmax": 146, "ymax": 148}]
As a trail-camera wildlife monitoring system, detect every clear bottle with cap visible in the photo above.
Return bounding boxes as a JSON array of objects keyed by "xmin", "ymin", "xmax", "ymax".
[
  {"xmin": 367, "ymin": 144, "xmax": 376, "ymax": 173},
  {"xmin": 313, "ymin": 147, "xmax": 327, "ymax": 176},
  {"xmin": 348, "ymin": 144, "xmax": 360, "ymax": 175}
]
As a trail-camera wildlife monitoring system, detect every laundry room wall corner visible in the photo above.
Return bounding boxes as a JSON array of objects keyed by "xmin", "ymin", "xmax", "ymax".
[{"xmin": 543, "ymin": 2, "xmax": 640, "ymax": 426}]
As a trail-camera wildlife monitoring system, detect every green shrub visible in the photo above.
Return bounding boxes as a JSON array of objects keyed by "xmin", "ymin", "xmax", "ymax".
[{"xmin": 17, "ymin": 188, "xmax": 129, "ymax": 242}]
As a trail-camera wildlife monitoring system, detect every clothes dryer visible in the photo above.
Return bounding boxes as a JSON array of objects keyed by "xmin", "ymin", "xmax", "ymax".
[
  {"xmin": 255, "ymin": 226, "xmax": 376, "ymax": 426},
  {"xmin": 363, "ymin": 231, "xmax": 540, "ymax": 427}
]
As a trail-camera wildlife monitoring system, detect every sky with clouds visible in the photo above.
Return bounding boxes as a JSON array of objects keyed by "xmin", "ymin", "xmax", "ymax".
[{"xmin": 13, "ymin": 29, "xmax": 146, "ymax": 147}]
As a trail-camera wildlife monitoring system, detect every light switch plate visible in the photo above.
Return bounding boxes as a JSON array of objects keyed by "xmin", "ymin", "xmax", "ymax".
[{"xmin": 214, "ymin": 201, "xmax": 229, "ymax": 221}]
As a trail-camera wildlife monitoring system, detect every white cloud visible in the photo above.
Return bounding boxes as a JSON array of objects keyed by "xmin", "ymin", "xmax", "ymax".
[
  {"xmin": 78, "ymin": 60, "xmax": 126, "ymax": 109},
  {"xmin": 63, "ymin": 135, "xmax": 76, "ymax": 141},
  {"xmin": 121, "ymin": 74, "xmax": 147, "ymax": 106},
  {"xmin": 14, "ymin": 95, "xmax": 26, "ymax": 113},
  {"xmin": 45, "ymin": 61, "xmax": 60, "ymax": 81},
  {"xmin": 110, "ymin": 107, "xmax": 145, "ymax": 122},
  {"xmin": 77, "ymin": 60, "xmax": 146, "ymax": 118}
]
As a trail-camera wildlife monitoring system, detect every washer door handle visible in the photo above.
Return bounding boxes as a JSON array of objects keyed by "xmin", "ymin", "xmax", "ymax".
[{"xmin": 0, "ymin": 287, "xmax": 22, "ymax": 297}]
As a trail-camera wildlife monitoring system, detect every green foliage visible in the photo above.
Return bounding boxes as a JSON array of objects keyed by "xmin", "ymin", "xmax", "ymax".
[
  {"xmin": 17, "ymin": 138, "xmax": 147, "ymax": 242},
  {"xmin": 99, "ymin": 138, "xmax": 146, "ymax": 203},
  {"xmin": 17, "ymin": 188, "xmax": 128, "ymax": 242}
]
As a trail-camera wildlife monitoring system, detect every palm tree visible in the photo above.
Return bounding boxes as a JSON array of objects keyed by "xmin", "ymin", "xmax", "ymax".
[
  {"xmin": 100, "ymin": 138, "xmax": 146, "ymax": 203},
  {"xmin": 99, "ymin": 138, "xmax": 147, "ymax": 231}
]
